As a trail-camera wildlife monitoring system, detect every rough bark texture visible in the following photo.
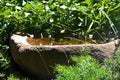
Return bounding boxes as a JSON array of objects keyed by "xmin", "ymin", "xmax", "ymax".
[{"xmin": 10, "ymin": 34, "xmax": 117, "ymax": 78}]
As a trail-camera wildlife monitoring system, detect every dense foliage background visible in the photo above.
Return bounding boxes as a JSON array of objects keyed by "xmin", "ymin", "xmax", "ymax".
[{"xmin": 0, "ymin": 0, "xmax": 120, "ymax": 79}]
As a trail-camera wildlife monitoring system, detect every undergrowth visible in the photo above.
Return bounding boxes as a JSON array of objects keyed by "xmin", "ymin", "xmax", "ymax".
[{"xmin": 55, "ymin": 48, "xmax": 120, "ymax": 80}]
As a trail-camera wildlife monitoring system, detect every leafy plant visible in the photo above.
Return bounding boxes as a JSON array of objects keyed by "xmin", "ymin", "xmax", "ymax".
[
  {"xmin": 7, "ymin": 73, "xmax": 28, "ymax": 80},
  {"xmin": 1, "ymin": 0, "xmax": 119, "ymax": 40},
  {"xmin": 104, "ymin": 47, "xmax": 120, "ymax": 80},
  {"xmin": 55, "ymin": 55, "xmax": 109, "ymax": 80},
  {"xmin": 46, "ymin": 0, "xmax": 120, "ymax": 40},
  {"xmin": 0, "ymin": 73, "xmax": 6, "ymax": 79},
  {"xmin": 0, "ymin": 0, "xmax": 120, "ymax": 79},
  {"xmin": 55, "ymin": 47, "xmax": 120, "ymax": 80},
  {"xmin": 0, "ymin": 46, "xmax": 10, "ymax": 70}
]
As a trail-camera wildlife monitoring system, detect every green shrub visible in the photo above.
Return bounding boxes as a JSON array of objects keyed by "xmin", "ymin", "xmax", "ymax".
[
  {"xmin": 0, "ymin": 0, "xmax": 120, "ymax": 40},
  {"xmin": 104, "ymin": 47, "xmax": 120, "ymax": 80},
  {"xmin": 55, "ymin": 55, "xmax": 110, "ymax": 80},
  {"xmin": 47, "ymin": 0, "xmax": 120, "ymax": 39},
  {"xmin": 55, "ymin": 48, "xmax": 120, "ymax": 80}
]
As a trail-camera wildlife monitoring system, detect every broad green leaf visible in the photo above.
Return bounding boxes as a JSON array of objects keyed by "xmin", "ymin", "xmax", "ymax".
[{"xmin": 2, "ymin": 9, "xmax": 10, "ymax": 16}]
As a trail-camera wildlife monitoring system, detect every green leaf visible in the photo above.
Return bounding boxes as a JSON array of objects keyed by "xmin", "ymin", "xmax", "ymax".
[
  {"xmin": 101, "ymin": 10, "xmax": 118, "ymax": 35},
  {"xmin": 110, "ymin": 4, "xmax": 120, "ymax": 11},
  {"xmin": 24, "ymin": 3, "xmax": 31, "ymax": 10},
  {"xmin": 0, "ymin": 73, "xmax": 6, "ymax": 78},
  {"xmin": 2, "ymin": 9, "xmax": 10, "ymax": 16}
]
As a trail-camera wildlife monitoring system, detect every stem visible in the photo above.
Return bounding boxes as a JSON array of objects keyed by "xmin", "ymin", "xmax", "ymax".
[{"xmin": 34, "ymin": 47, "xmax": 51, "ymax": 75}]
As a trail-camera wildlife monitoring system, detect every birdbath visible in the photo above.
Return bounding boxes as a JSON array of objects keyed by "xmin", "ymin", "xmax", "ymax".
[{"xmin": 10, "ymin": 33, "xmax": 118, "ymax": 78}]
